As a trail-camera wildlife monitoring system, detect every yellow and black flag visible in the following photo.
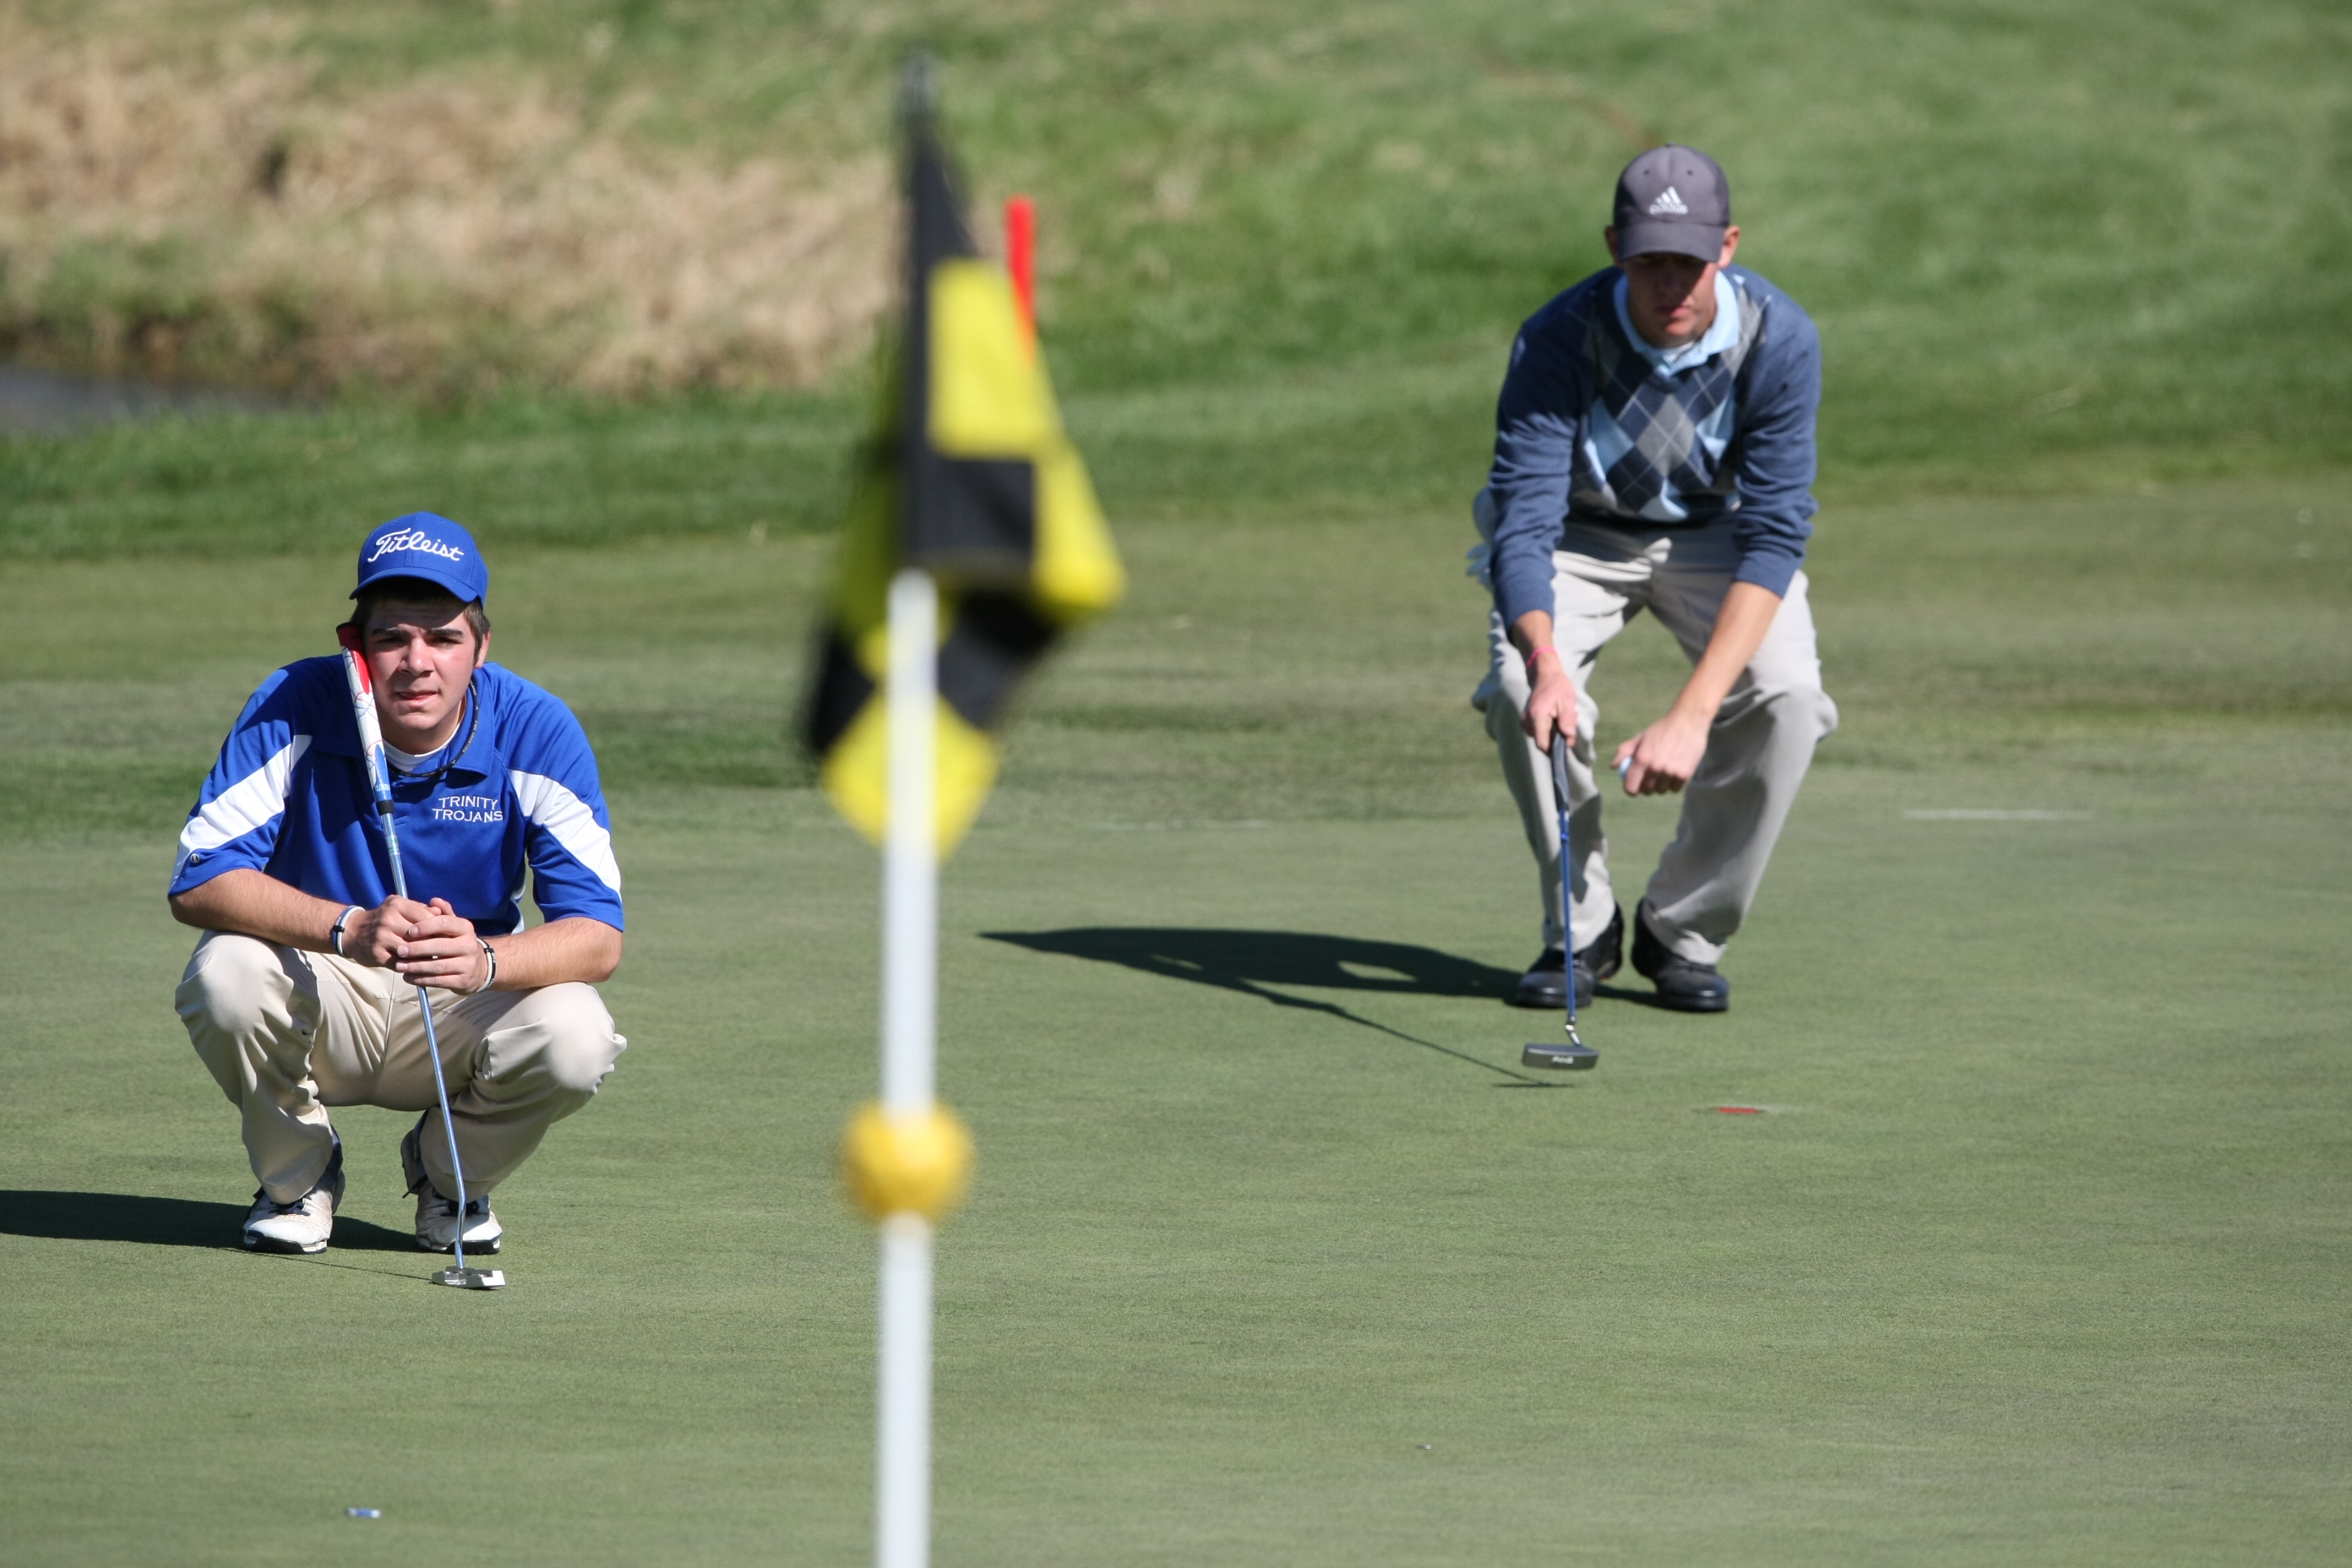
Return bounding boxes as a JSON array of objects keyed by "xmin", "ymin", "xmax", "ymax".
[{"xmin": 802, "ymin": 79, "xmax": 1124, "ymax": 853}]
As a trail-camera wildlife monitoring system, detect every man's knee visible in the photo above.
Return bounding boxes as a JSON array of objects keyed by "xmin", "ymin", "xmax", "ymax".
[
  {"xmin": 176, "ymin": 933, "xmax": 293, "ymax": 1041},
  {"xmin": 1484, "ymin": 682, "xmax": 1524, "ymax": 745},
  {"xmin": 514, "ymin": 983, "xmax": 626, "ymax": 1097},
  {"xmin": 1727, "ymin": 672, "xmax": 1838, "ymax": 742},
  {"xmin": 1771, "ymin": 679, "xmax": 1838, "ymax": 742}
]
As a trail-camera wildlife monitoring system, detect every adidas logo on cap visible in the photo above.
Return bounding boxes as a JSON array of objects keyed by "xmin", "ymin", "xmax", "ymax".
[{"xmin": 1614, "ymin": 146, "xmax": 1730, "ymax": 236}]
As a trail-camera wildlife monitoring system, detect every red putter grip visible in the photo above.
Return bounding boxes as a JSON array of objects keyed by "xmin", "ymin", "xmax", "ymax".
[{"xmin": 336, "ymin": 625, "xmax": 372, "ymax": 693}]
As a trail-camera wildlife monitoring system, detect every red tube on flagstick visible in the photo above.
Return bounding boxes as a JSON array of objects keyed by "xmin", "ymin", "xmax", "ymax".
[{"xmin": 1004, "ymin": 195, "xmax": 1035, "ymax": 346}]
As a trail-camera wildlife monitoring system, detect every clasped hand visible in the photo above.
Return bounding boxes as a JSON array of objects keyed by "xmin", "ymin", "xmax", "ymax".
[{"xmin": 344, "ymin": 896, "xmax": 489, "ymax": 992}]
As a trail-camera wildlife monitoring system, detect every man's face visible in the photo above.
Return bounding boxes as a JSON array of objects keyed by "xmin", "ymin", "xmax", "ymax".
[
  {"xmin": 361, "ymin": 599, "xmax": 488, "ymax": 749},
  {"xmin": 1606, "ymin": 225, "xmax": 1742, "ymax": 348}
]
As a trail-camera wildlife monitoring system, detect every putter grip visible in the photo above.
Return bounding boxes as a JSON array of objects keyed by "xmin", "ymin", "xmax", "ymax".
[
  {"xmin": 336, "ymin": 632, "xmax": 396, "ymax": 807},
  {"xmin": 1550, "ymin": 732, "xmax": 1572, "ymax": 803}
]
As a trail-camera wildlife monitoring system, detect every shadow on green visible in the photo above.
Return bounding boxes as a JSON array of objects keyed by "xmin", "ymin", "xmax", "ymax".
[
  {"xmin": 984, "ymin": 926, "xmax": 1571, "ymax": 1087},
  {"xmin": 0, "ymin": 1189, "xmax": 416, "ymax": 1253}
]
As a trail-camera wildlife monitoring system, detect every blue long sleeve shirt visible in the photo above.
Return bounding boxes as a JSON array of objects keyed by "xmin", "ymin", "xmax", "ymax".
[{"xmin": 1486, "ymin": 263, "xmax": 1822, "ymax": 625}]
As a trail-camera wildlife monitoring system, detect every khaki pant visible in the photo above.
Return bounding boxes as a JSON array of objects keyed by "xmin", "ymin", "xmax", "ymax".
[
  {"xmin": 1476, "ymin": 518, "xmax": 1838, "ymax": 964},
  {"xmin": 177, "ymin": 930, "xmax": 627, "ymax": 1203}
]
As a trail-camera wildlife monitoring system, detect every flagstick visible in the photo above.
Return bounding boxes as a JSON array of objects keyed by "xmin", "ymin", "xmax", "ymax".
[
  {"xmin": 877, "ymin": 567, "xmax": 939, "ymax": 1568},
  {"xmin": 881, "ymin": 573, "xmax": 938, "ymax": 1141}
]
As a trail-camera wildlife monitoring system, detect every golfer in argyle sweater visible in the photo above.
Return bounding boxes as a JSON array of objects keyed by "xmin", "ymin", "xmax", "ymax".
[{"xmin": 1476, "ymin": 145, "xmax": 1838, "ymax": 1013}]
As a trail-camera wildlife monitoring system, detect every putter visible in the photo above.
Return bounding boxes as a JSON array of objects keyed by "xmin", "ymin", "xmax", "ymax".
[
  {"xmin": 338, "ymin": 628, "xmax": 506, "ymax": 1290},
  {"xmin": 1522, "ymin": 732, "xmax": 1599, "ymax": 1070}
]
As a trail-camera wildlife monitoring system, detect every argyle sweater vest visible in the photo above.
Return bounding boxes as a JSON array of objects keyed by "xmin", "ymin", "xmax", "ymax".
[{"xmin": 1568, "ymin": 283, "xmax": 1765, "ymax": 524}]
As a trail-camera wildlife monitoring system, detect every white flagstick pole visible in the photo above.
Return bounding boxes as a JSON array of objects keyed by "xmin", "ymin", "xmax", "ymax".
[{"xmin": 877, "ymin": 568, "xmax": 939, "ymax": 1568}]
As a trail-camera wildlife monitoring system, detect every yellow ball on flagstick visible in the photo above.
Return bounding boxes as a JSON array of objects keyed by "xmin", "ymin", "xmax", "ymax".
[{"xmin": 840, "ymin": 1102, "xmax": 975, "ymax": 1222}]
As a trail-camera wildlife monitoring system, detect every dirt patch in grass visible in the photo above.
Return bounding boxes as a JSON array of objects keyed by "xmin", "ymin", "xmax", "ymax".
[{"xmin": 0, "ymin": 19, "xmax": 889, "ymax": 397}]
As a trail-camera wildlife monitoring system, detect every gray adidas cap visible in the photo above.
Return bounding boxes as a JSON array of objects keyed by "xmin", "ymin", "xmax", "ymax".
[{"xmin": 1612, "ymin": 144, "xmax": 1731, "ymax": 262}]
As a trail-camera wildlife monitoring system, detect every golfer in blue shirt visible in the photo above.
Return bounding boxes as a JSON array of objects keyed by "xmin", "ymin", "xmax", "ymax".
[
  {"xmin": 1476, "ymin": 146, "xmax": 1839, "ymax": 1015},
  {"xmin": 171, "ymin": 514, "xmax": 627, "ymax": 1255}
]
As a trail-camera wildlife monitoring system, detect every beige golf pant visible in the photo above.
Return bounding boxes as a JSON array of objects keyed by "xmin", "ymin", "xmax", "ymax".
[
  {"xmin": 1477, "ymin": 518, "xmax": 1838, "ymax": 964},
  {"xmin": 177, "ymin": 930, "xmax": 627, "ymax": 1204}
]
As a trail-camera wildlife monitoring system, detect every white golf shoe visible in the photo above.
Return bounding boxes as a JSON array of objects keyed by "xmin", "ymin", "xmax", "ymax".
[
  {"xmin": 414, "ymin": 1189, "xmax": 502, "ymax": 1254},
  {"xmin": 241, "ymin": 1144, "xmax": 345, "ymax": 1254},
  {"xmin": 400, "ymin": 1113, "xmax": 502, "ymax": 1254}
]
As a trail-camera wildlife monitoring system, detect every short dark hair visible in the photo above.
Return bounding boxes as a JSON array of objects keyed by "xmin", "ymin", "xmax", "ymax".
[{"xmin": 349, "ymin": 576, "xmax": 492, "ymax": 644}]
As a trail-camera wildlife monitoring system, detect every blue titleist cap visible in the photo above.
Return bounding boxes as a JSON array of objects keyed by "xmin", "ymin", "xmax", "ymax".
[{"xmin": 351, "ymin": 512, "xmax": 489, "ymax": 604}]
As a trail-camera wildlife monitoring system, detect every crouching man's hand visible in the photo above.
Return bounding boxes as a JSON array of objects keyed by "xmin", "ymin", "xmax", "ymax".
[
  {"xmin": 1613, "ymin": 581, "xmax": 1788, "ymax": 797},
  {"xmin": 168, "ymin": 872, "xmax": 492, "ymax": 994},
  {"xmin": 350, "ymin": 896, "xmax": 490, "ymax": 992},
  {"xmin": 1614, "ymin": 708, "xmax": 1712, "ymax": 795}
]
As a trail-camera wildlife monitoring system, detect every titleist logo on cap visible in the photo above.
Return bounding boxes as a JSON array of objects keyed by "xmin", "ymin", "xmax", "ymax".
[{"xmin": 365, "ymin": 529, "xmax": 468, "ymax": 565}]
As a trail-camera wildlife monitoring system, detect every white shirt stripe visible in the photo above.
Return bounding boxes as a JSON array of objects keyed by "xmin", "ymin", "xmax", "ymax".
[
  {"xmin": 174, "ymin": 735, "xmax": 312, "ymax": 879},
  {"xmin": 509, "ymin": 768, "xmax": 622, "ymax": 892}
]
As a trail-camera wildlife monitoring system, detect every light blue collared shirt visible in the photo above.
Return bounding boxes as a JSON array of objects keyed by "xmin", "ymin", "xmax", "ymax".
[{"xmin": 1582, "ymin": 271, "xmax": 1742, "ymax": 523}]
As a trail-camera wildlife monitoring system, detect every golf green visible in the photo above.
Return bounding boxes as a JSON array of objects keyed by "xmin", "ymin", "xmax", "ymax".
[{"xmin": 3, "ymin": 484, "xmax": 2347, "ymax": 1563}]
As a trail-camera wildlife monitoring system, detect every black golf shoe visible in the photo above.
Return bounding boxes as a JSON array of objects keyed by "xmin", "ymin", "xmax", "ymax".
[
  {"xmin": 1631, "ymin": 902, "xmax": 1730, "ymax": 1013},
  {"xmin": 1509, "ymin": 904, "xmax": 1624, "ymax": 1009},
  {"xmin": 1511, "ymin": 947, "xmax": 1568, "ymax": 1009}
]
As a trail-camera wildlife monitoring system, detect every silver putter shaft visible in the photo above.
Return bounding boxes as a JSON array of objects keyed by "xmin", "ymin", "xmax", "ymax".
[{"xmin": 339, "ymin": 632, "xmax": 506, "ymax": 1290}]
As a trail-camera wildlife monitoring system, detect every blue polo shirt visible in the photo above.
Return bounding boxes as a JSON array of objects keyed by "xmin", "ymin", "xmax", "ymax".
[{"xmin": 170, "ymin": 659, "xmax": 624, "ymax": 934}]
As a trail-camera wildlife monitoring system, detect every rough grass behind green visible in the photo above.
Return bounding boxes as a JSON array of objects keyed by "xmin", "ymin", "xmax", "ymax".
[{"xmin": 5, "ymin": 0, "xmax": 2351, "ymax": 502}]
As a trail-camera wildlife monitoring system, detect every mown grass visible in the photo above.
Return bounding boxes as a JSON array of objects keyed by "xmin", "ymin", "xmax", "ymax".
[
  {"xmin": 0, "ymin": 393, "xmax": 866, "ymax": 559},
  {"xmin": 6, "ymin": 473, "xmax": 2346, "ymax": 836},
  {"xmin": 3, "ymin": 480, "xmax": 2349, "ymax": 1565}
]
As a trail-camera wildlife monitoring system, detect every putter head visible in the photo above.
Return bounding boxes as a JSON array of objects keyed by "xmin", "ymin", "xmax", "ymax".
[
  {"xmin": 1521, "ymin": 1039, "xmax": 1599, "ymax": 1071},
  {"xmin": 433, "ymin": 1266, "xmax": 506, "ymax": 1290}
]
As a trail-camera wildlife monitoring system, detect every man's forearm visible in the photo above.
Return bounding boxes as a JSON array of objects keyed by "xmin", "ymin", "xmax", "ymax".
[
  {"xmin": 1672, "ymin": 581, "xmax": 1782, "ymax": 721},
  {"xmin": 171, "ymin": 870, "xmax": 621, "ymax": 988},
  {"xmin": 1509, "ymin": 608, "xmax": 1584, "ymax": 747},
  {"xmin": 1612, "ymin": 581, "xmax": 1787, "ymax": 795},
  {"xmin": 169, "ymin": 868, "xmax": 346, "ymax": 950},
  {"xmin": 1508, "ymin": 610, "xmax": 1554, "ymax": 663},
  {"xmin": 487, "ymin": 917, "xmax": 623, "ymax": 990}
]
